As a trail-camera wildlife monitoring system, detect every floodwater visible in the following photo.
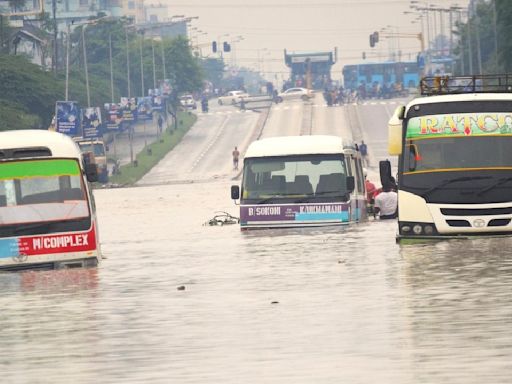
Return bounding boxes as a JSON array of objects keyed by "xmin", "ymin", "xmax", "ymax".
[{"xmin": 1, "ymin": 180, "xmax": 512, "ymax": 383}]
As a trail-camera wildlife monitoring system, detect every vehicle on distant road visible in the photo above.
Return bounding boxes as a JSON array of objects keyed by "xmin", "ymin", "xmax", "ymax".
[
  {"xmin": 0, "ymin": 130, "xmax": 101, "ymax": 271},
  {"xmin": 74, "ymin": 138, "xmax": 108, "ymax": 183},
  {"xmin": 276, "ymin": 87, "xmax": 313, "ymax": 103},
  {"xmin": 218, "ymin": 90, "xmax": 249, "ymax": 105},
  {"xmin": 231, "ymin": 135, "xmax": 367, "ymax": 229},
  {"xmin": 179, "ymin": 95, "xmax": 197, "ymax": 110}
]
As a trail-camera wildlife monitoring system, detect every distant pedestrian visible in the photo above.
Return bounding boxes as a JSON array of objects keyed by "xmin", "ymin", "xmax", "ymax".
[
  {"xmin": 157, "ymin": 114, "xmax": 163, "ymax": 134},
  {"xmin": 359, "ymin": 140, "xmax": 369, "ymax": 167},
  {"xmin": 232, "ymin": 146, "xmax": 240, "ymax": 170}
]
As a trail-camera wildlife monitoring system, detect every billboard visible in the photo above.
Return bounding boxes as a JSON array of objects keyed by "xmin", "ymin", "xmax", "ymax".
[
  {"xmin": 55, "ymin": 101, "xmax": 81, "ymax": 136},
  {"xmin": 137, "ymin": 97, "xmax": 153, "ymax": 120},
  {"xmin": 104, "ymin": 103, "xmax": 123, "ymax": 130},
  {"xmin": 82, "ymin": 107, "xmax": 102, "ymax": 138},
  {"xmin": 120, "ymin": 97, "xmax": 137, "ymax": 121}
]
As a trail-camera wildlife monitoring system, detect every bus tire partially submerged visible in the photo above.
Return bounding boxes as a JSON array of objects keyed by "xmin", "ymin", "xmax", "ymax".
[
  {"xmin": 0, "ymin": 130, "xmax": 101, "ymax": 271},
  {"xmin": 231, "ymin": 135, "xmax": 368, "ymax": 229}
]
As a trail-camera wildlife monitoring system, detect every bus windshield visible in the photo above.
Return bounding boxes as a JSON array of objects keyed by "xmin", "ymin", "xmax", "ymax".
[
  {"xmin": 404, "ymin": 112, "xmax": 512, "ymax": 174},
  {"xmin": 0, "ymin": 159, "xmax": 89, "ymax": 226},
  {"xmin": 242, "ymin": 154, "xmax": 348, "ymax": 203},
  {"xmin": 77, "ymin": 142, "xmax": 105, "ymax": 157}
]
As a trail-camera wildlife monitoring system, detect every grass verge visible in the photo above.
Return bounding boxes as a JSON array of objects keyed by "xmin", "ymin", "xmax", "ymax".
[{"xmin": 109, "ymin": 112, "xmax": 197, "ymax": 186}]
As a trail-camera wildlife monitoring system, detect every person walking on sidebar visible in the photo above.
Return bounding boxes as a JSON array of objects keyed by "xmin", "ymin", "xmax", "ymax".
[
  {"xmin": 232, "ymin": 146, "xmax": 240, "ymax": 170},
  {"xmin": 359, "ymin": 140, "xmax": 369, "ymax": 167}
]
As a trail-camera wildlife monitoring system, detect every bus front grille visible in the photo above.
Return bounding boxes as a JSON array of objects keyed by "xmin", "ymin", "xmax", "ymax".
[
  {"xmin": 446, "ymin": 220, "xmax": 471, "ymax": 227},
  {"xmin": 441, "ymin": 207, "xmax": 512, "ymax": 216}
]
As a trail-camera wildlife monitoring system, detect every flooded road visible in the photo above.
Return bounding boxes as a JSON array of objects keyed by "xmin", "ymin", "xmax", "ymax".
[
  {"xmin": 1, "ymin": 98, "xmax": 512, "ymax": 383},
  {"xmin": 1, "ymin": 180, "xmax": 511, "ymax": 383}
]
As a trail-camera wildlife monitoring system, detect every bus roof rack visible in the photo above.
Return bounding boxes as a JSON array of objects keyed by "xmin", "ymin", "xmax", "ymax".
[{"xmin": 420, "ymin": 74, "xmax": 512, "ymax": 96}]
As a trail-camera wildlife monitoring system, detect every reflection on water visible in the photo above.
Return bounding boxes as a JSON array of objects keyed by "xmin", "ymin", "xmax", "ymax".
[{"xmin": 0, "ymin": 180, "xmax": 511, "ymax": 383}]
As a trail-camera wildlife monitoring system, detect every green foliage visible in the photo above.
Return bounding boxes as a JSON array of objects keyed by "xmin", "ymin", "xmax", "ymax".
[
  {"xmin": 0, "ymin": 100, "xmax": 41, "ymax": 131},
  {"xmin": 453, "ymin": 1, "xmax": 508, "ymax": 74},
  {"xmin": 201, "ymin": 57, "xmax": 225, "ymax": 89},
  {"xmin": 0, "ymin": 17, "xmax": 205, "ymax": 132},
  {"xmin": 496, "ymin": 0, "xmax": 512, "ymax": 72},
  {"xmin": 0, "ymin": 54, "xmax": 61, "ymax": 128}
]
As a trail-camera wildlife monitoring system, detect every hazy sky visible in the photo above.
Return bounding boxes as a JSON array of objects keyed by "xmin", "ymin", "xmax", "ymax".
[{"xmin": 152, "ymin": 0, "xmax": 470, "ymax": 82}]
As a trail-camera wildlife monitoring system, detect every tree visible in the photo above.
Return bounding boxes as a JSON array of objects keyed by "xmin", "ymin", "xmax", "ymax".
[
  {"xmin": 0, "ymin": 54, "xmax": 61, "ymax": 130},
  {"xmin": 453, "ymin": 1, "xmax": 506, "ymax": 74}
]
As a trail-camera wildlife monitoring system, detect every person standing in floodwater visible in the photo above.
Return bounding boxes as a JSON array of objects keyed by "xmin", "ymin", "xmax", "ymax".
[{"xmin": 232, "ymin": 146, "xmax": 240, "ymax": 170}]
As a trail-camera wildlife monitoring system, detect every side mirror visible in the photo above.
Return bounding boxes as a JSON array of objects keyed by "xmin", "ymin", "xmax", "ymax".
[
  {"xmin": 85, "ymin": 163, "xmax": 99, "ymax": 183},
  {"xmin": 388, "ymin": 106, "xmax": 405, "ymax": 155},
  {"xmin": 346, "ymin": 176, "xmax": 355, "ymax": 193},
  {"xmin": 231, "ymin": 185, "xmax": 240, "ymax": 200},
  {"xmin": 379, "ymin": 160, "xmax": 392, "ymax": 187}
]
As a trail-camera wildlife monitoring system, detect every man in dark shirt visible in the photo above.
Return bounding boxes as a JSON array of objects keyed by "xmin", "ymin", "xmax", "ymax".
[{"xmin": 232, "ymin": 146, "xmax": 240, "ymax": 170}]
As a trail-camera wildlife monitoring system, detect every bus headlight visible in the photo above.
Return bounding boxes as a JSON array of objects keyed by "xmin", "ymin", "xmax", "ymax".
[
  {"xmin": 400, "ymin": 222, "xmax": 439, "ymax": 237},
  {"xmin": 424, "ymin": 225, "xmax": 434, "ymax": 235},
  {"xmin": 412, "ymin": 224, "xmax": 423, "ymax": 235}
]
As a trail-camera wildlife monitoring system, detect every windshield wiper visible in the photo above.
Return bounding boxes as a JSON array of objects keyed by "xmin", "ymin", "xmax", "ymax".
[
  {"xmin": 12, "ymin": 222, "xmax": 51, "ymax": 235},
  {"xmin": 420, "ymin": 176, "xmax": 491, "ymax": 198},
  {"xmin": 256, "ymin": 193, "xmax": 318, "ymax": 204},
  {"xmin": 476, "ymin": 177, "xmax": 512, "ymax": 196},
  {"xmin": 256, "ymin": 194, "xmax": 289, "ymax": 204}
]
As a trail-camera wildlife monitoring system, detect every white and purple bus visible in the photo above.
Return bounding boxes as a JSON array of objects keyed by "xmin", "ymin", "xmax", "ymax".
[
  {"xmin": 231, "ymin": 135, "xmax": 368, "ymax": 229},
  {"xmin": 0, "ymin": 130, "xmax": 101, "ymax": 271}
]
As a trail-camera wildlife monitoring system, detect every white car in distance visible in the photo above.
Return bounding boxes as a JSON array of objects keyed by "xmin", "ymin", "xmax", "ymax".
[
  {"xmin": 179, "ymin": 95, "xmax": 197, "ymax": 109},
  {"xmin": 276, "ymin": 87, "xmax": 313, "ymax": 102},
  {"xmin": 218, "ymin": 90, "xmax": 249, "ymax": 105}
]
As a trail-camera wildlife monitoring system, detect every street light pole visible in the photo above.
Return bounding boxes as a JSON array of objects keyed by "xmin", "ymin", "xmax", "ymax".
[
  {"xmin": 493, "ymin": 0, "xmax": 498, "ymax": 67},
  {"xmin": 139, "ymin": 30, "xmax": 147, "ymax": 149},
  {"xmin": 65, "ymin": 23, "xmax": 70, "ymax": 100},
  {"xmin": 139, "ymin": 31, "xmax": 145, "ymax": 97},
  {"xmin": 151, "ymin": 37, "xmax": 156, "ymax": 90},
  {"xmin": 109, "ymin": 33, "xmax": 114, "ymax": 103},
  {"xmin": 81, "ymin": 25, "xmax": 91, "ymax": 107},
  {"xmin": 125, "ymin": 27, "xmax": 131, "ymax": 98},
  {"xmin": 52, "ymin": 0, "xmax": 58, "ymax": 74},
  {"xmin": 161, "ymin": 40, "xmax": 166, "ymax": 80}
]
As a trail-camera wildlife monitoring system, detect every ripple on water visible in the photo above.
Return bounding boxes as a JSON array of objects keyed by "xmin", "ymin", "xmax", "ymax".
[{"xmin": 0, "ymin": 181, "xmax": 511, "ymax": 383}]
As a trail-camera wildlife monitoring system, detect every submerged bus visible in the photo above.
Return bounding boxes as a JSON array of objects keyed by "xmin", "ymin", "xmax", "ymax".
[
  {"xmin": 0, "ymin": 130, "xmax": 101, "ymax": 270},
  {"xmin": 381, "ymin": 75, "xmax": 512, "ymax": 240},
  {"xmin": 231, "ymin": 135, "xmax": 367, "ymax": 229}
]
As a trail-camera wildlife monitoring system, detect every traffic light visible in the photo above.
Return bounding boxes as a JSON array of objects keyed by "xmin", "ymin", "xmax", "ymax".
[
  {"xmin": 212, "ymin": 41, "xmax": 217, "ymax": 53},
  {"xmin": 362, "ymin": 52, "xmax": 366, "ymax": 60},
  {"xmin": 223, "ymin": 41, "xmax": 231, "ymax": 52},
  {"xmin": 369, "ymin": 34, "xmax": 375, "ymax": 48}
]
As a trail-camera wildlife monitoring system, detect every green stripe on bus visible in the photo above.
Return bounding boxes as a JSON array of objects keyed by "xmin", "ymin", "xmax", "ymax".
[{"xmin": 0, "ymin": 159, "xmax": 80, "ymax": 179}]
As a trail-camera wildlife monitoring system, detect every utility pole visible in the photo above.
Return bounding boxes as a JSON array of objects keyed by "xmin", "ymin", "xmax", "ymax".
[
  {"xmin": 475, "ymin": 16, "xmax": 483, "ymax": 74},
  {"xmin": 109, "ymin": 33, "xmax": 114, "ymax": 103},
  {"xmin": 52, "ymin": 0, "xmax": 58, "ymax": 74},
  {"xmin": 151, "ymin": 37, "xmax": 156, "ymax": 90},
  {"xmin": 161, "ymin": 40, "xmax": 166, "ymax": 81},
  {"xmin": 467, "ymin": 13, "xmax": 473, "ymax": 74},
  {"xmin": 81, "ymin": 26, "xmax": 91, "ymax": 107},
  {"xmin": 65, "ymin": 23, "xmax": 70, "ymax": 100},
  {"xmin": 493, "ymin": 0, "xmax": 498, "ymax": 67},
  {"xmin": 125, "ymin": 27, "xmax": 131, "ymax": 98},
  {"xmin": 139, "ymin": 30, "xmax": 145, "ymax": 97}
]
